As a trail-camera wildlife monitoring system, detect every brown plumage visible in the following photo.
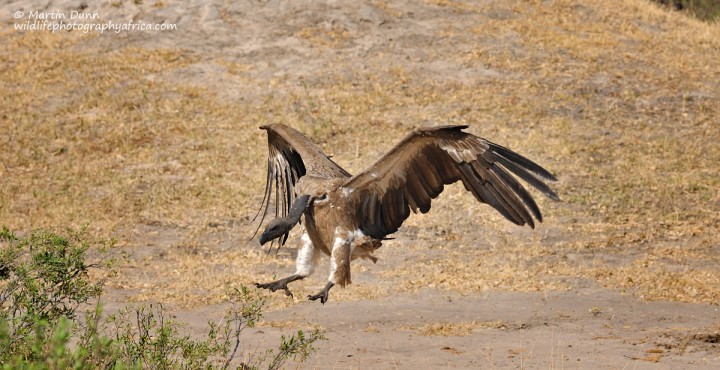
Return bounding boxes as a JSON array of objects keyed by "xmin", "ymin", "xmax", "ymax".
[{"xmin": 253, "ymin": 124, "xmax": 559, "ymax": 304}]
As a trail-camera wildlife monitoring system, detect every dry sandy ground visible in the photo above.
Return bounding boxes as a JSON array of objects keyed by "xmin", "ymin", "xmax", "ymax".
[{"xmin": 2, "ymin": 0, "xmax": 720, "ymax": 368}]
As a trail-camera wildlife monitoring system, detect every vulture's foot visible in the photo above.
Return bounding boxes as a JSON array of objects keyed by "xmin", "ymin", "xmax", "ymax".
[
  {"xmin": 307, "ymin": 282, "xmax": 335, "ymax": 305},
  {"xmin": 255, "ymin": 274, "xmax": 304, "ymax": 298}
]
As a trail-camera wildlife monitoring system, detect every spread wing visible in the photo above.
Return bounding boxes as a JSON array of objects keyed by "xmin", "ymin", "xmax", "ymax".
[
  {"xmin": 341, "ymin": 125, "xmax": 559, "ymax": 239},
  {"xmin": 251, "ymin": 124, "xmax": 351, "ymax": 245}
]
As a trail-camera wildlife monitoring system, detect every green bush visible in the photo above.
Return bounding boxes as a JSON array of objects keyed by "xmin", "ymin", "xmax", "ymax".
[
  {"xmin": 0, "ymin": 227, "xmax": 324, "ymax": 369},
  {"xmin": 0, "ymin": 226, "xmax": 111, "ymax": 362}
]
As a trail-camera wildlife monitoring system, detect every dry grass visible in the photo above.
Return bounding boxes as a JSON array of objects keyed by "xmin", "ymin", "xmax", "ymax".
[
  {"xmin": 1, "ymin": 0, "xmax": 719, "ymax": 308},
  {"xmin": 403, "ymin": 320, "xmax": 513, "ymax": 336}
]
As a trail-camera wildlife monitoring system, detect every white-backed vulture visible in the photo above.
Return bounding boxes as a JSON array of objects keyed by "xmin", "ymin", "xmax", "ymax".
[{"xmin": 253, "ymin": 124, "xmax": 559, "ymax": 304}]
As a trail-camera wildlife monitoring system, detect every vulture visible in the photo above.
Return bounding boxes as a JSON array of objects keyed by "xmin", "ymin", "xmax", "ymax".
[{"xmin": 253, "ymin": 124, "xmax": 559, "ymax": 304}]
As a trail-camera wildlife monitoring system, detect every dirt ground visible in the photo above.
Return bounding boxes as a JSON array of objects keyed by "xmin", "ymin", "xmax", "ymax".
[{"xmin": 2, "ymin": 0, "xmax": 720, "ymax": 368}]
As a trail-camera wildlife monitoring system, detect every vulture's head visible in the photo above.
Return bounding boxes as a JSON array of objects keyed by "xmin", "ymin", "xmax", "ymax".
[{"xmin": 259, "ymin": 218, "xmax": 292, "ymax": 246}]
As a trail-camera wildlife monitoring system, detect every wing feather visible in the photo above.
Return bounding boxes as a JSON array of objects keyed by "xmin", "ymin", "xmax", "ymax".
[
  {"xmin": 341, "ymin": 125, "xmax": 559, "ymax": 239},
  {"xmin": 491, "ymin": 162, "xmax": 542, "ymax": 221},
  {"xmin": 250, "ymin": 158, "xmax": 274, "ymax": 230},
  {"xmin": 471, "ymin": 160, "xmax": 532, "ymax": 227},
  {"xmin": 457, "ymin": 162, "xmax": 517, "ymax": 223},
  {"xmin": 490, "ymin": 152, "xmax": 559, "ymax": 201}
]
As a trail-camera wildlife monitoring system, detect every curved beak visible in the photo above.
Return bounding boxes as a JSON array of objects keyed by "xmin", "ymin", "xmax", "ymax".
[{"xmin": 259, "ymin": 231, "xmax": 271, "ymax": 246}]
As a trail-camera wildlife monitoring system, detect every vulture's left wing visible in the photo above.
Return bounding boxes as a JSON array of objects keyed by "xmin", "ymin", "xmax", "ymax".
[
  {"xmin": 340, "ymin": 125, "xmax": 559, "ymax": 240},
  {"xmin": 251, "ymin": 124, "xmax": 350, "ymax": 246}
]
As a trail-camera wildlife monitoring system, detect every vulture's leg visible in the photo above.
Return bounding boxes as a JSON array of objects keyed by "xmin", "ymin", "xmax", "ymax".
[
  {"xmin": 308, "ymin": 234, "xmax": 350, "ymax": 304},
  {"xmin": 256, "ymin": 233, "xmax": 321, "ymax": 299}
]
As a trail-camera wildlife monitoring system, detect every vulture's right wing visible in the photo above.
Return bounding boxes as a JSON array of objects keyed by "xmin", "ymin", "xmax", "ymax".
[{"xmin": 340, "ymin": 125, "xmax": 559, "ymax": 240}]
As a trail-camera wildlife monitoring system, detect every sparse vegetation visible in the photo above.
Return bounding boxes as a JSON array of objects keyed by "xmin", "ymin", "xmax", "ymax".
[
  {"xmin": 409, "ymin": 320, "xmax": 514, "ymax": 337},
  {"xmin": 0, "ymin": 227, "xmax": 324, "ymax": 368},
  {"xmin": 0, "ymin": 226, "xmax": 112, "ymax": 362}
]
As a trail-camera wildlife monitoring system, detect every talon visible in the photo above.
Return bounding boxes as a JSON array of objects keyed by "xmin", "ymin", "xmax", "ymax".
[
  {"xmin": 307, "ymin": 293, "xmax": 328, "ymax": 304},
  {"xmin": 307, "ymin": 282, "xmax": 334, "ymax": 305},
  {"xmin": 254, "ymin": 275, "xmax": 304, "ymax": 299},
  {"xmin": 255, "ymin": 282, "xmax": 278, "ymax": 293}
]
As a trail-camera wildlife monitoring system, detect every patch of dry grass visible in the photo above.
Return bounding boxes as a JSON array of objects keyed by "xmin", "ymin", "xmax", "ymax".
[
  {"xmin": 2, "ymin": 0, "xmax": 719, "ymax": 307},
  {"xmin": 114, "ymin": 248, "xmax": 293, "ymax": 307},
  {"xmin": 381, "ymin": 245, "xmax": 572, "ymax": 294},
  {"xmin": 401, "ymin": 320, "xmax": 514, "ymax": 336},
  {"xmin": 0, "ymin": 30, "xmax": 249, "ymax": 231}
]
